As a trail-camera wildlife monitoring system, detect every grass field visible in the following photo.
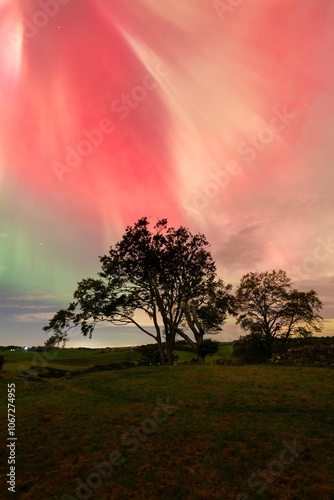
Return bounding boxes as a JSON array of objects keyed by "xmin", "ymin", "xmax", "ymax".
[
  {"xmin": 0, "ymin": 344, "xmax": 234, "ymax": 375},
  {"xmin": 1, "ymin": 350, "xmax": 333, "ymax": 499}
]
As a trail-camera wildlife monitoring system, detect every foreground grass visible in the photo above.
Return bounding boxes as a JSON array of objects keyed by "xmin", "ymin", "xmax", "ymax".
[{"xmin": 0, "ymin": 364, "xmax": 333, "ymax": 499}]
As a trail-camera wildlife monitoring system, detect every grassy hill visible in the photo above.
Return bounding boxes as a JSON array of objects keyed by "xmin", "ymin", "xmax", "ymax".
[{"xmin": 1, "ymin": 360, "xmax": 333, "ymax": 499}]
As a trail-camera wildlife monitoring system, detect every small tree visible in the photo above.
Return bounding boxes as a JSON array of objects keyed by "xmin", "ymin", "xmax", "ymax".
[
  {"xmin": 197, "ymin": 339, "xmax": 220, "ymax": 362},
  {"xmin": 235, "ymin": 270, "xmax": 323, "ymax": 362}
]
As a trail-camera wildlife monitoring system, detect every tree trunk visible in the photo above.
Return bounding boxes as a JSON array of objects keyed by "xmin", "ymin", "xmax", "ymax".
[
  {"xmin": 166, "ymin": 341, "xmax": 174, "ymax": 365},
  {"xmin": 157, "ymin": 341, "xmax": 165, "ymax": 365},
  {"xmin": 195, "ymin": 339, "xmax": 205, "ymax": 363},
  {"xmin": 165, "ymin": 324, "xmax": 175, "ymax": 365},
  {"xmin": 152, "ymin": 305, "xmax": 165, "ymax": 365}
]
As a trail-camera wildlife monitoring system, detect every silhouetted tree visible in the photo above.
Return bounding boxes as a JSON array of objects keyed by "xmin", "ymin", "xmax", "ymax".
[
  {"xmin": 44, "ymin": 218, "xmax": 233, "ymax": 365},
  {"xmin": 197, "ymin": 338, "xmax": 220, "ymax": 362},
  {"xmin": 234, "ymin": 270, "xmax": 323, "ymax": 361}
]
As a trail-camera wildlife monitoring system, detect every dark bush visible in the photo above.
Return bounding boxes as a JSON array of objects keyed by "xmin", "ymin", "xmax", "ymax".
[
  {"xmin": 198, "ymin": 339, "xmax": 220, "ymax": 360},
  {"xmin": 232, "ymin": 334, "xmax": 269, "ymax": 364},
  {"xmin": 232, "ymin": 335, "xmax": 334, "ymax": 364},
  {"xmin": 136, "ymin": 344, "xmax": 179, "ymax": 365},
  {"xmin": 174, "ymin": 340, "xmax": 192, "ymax": 352}
]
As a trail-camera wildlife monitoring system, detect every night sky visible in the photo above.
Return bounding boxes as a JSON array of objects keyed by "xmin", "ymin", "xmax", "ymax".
[{"xmin": 1, "ymin": 0, "xmax": 334, "ymax": 347}]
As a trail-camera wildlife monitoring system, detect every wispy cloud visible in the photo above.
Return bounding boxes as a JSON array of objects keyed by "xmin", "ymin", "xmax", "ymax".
[{"xmin": 11, "ymin": 312, "xmax": 57, "ymax": 323}]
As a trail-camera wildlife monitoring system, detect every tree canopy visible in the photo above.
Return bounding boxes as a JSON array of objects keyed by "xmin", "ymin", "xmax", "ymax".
[
  {"xmin": 234, "ymin": 269, "xmax": 323, "ymax": 360},
  {"xmin": 44, "ymin": 217, "xmax": 233, "ymax": 364}
]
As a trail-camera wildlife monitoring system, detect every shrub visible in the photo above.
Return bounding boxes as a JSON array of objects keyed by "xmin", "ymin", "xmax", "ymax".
[
  {"xmin": 232, "ymin": 334, "xmax": 269, "ymax": 364},
  {"xmin": 135, "ymin": 344, "xmax": 179, "ymax": 365},
  {"xmin": 198, "ymin": 339, "xmax": 220, "ymax": 361},
  {"xmin": 233, "ymin": 335, "xmax": 334, "ymax": 364}
]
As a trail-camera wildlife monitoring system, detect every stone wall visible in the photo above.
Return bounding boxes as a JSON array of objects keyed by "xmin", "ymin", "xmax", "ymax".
[{"xmin": 270, "ymin": 345, "xmax": 334, "ymax": 368}]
